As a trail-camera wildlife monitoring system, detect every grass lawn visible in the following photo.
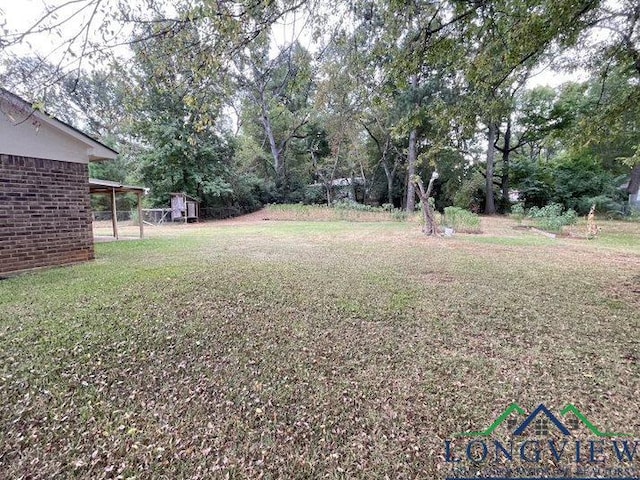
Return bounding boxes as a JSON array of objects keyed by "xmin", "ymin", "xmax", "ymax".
[{"xmin": 1, "ymin": 214, "xmax": 639, "ymax": 478}]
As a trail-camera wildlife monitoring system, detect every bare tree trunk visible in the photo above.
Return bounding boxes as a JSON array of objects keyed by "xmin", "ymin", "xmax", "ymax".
[
  {"xmin": 318, "ymin": 145, "xmax": 341, "ymax": 206},
  {"xmin": 411, "ymin": 173, "xmax": 438, "ymax": 235},
  {"xmin": 361, "ymin": 122, "xmax": 393, "ymax": 206},
  {"xmin": 260, "ymin": 99, "xmax": 282, "ymax": 178},
  {"xmin": 349, "ymin": 172, "xmax": 356, "ymax": 201},
  {"xmin": 407, "ymin": 128, "xmax": 417, "ymax": 212},
  {"xmin": 485, "ymin": 121, "xmax": 497, "ymax": 214},
  {"xmin": 383, "ymin": 162, "xmax": 394, "ymax": 205},
  {"xmin": 501, "ymin": 116, "xmax": 512, "ymax": 205},
  {"xmin": 311, "ymin": 149, "xmax": 331, "ymax": 206},
  {"xmin": 358, "ymin": 159, "xmax": 367, "ymax": 203},
  {"xmin": 406, "ymin": 75, "xmax": 418, "ymax": 213},
  {"xmin": 627, "ymin": 164, "xmax": 640, "ymax": 195},
  {"xmin": 378, "ymin": 138, "xmax": 395, "ymax": 205}
]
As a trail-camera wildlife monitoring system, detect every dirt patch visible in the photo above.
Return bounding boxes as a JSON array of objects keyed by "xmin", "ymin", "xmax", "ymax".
[{"xmin": 209, "ymin": 209, "xmax": 272, "ymax": 225}]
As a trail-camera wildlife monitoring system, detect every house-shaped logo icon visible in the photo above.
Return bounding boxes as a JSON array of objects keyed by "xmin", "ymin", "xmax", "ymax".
[
  {"xmin": 454, "ymin": 403, "xmax": 631, "ymax": 438},
  {"xmin": 512, "ymin": 403, "xmax": 571, "ymax": 436}
]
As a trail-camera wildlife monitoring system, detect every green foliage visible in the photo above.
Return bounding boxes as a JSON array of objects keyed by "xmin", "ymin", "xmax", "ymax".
[
  {"xmin": 625, "ymin": 208, "xmax": 640, "ymax": 222},
  {"xmin": 453, "ymin": 171, "xmax": 485, "ymax": 213},
  {"xmin": 4, "ymin": 0, "xmax": 639, "ymax": 223},
  {"xmin": 563, "ymin": 67, "xmax": 640, "ymax": 168},
  {"xmin": 443, "ymin": 206, "xmax": 481, "ymax": 233},
  {"xmin": 227, "ymin": 174, "xmax": 275, "ymax": 211},
  {"xmin": 511, "ymin": 157, "xmax": 553, "ymax": 208},
  {"xmin": 333, "ymin": 199, "xmax": 407, "ymax": 220},
  {"xmin": 526, "ymin": 203, "xmax": 577, "ymax": 233},
  {"xmin": 512, "ymin": 151, "xmax": 628, "ymax": 216},
  {"xmin": 510, "ymin": 202, "xmax": 525, "ymax": 222},
  {"xmin": 301, "ymin": 184, "xmax": 327, "ymax": 205},
  {"xmin": 551, "ymin": 154, "xmax": 620, "ymax": 214},
  {"xmin": 238, "ymin": 39, "xmax": 316, "ymax": 194},
  {"xmin": 579, "ymin": 195, "xmax": 627, "ymax": 218},
  {"xmin": 124, "ymin": 21, "xmax": 252, "ymax": 216}
]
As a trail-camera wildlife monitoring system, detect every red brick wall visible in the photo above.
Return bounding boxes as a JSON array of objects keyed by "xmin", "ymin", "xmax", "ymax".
[{"xmin": 0, "ymin": 154, "xmax": 94, "ymax": 276}]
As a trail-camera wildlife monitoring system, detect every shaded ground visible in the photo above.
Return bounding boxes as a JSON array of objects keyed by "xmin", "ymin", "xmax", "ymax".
[{"xmin": 3, "ymin": 213, "xmax": 639, "ymax": 478}]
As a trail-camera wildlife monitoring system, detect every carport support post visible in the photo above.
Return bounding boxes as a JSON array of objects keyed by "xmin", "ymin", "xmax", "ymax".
[
  {"xmin": 111, "ymin": 187, "xmax": 119, "ymax": 239},
  {"xmin": 137, "ymin": 191, "xmax": 144, "ymax": 239}
]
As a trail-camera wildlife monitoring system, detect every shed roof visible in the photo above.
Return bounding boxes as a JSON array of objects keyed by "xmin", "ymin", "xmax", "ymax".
[
  {"xmin": 89, "ymin": 178, "xmax": 147, "ymax": 194},
  {"xmin": 170, "ymin": 192, "xmax": 199, "ymax": 201}
]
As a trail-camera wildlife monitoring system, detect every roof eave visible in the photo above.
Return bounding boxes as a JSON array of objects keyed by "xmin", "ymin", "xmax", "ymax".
[{"xmin": 1, "ymin": 88, "xmax": 119, "ymax": 160}]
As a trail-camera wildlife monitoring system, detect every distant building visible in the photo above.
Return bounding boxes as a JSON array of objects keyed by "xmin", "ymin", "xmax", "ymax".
[{"xmin": 312, "ymin": 177, "xmax": 366, "ymax": 202}]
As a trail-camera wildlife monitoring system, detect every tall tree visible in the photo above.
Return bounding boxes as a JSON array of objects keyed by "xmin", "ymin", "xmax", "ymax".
[
  {"xmin": 236, "ymin": 36, "xmax": 314, "ymax": 191},
  {"xmin": 125, "ymin": 17, "xmax": 236, "ymax": 209},
  {"xmin": 1, "ymin": 0, "xmax": 313, "ymax": 99},
  {"xmin": 406, "ymin": 75, "xmax": 419, "ymax": 212},
  {"xmin": 458, "ymin": 0, "xmax": 602, "ymax": 212}
]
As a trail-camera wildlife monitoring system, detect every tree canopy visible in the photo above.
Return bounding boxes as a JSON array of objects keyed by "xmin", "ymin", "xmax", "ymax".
[{"xmin": 2, "ymin": 0, "xmax": 638, "ymax": 216}]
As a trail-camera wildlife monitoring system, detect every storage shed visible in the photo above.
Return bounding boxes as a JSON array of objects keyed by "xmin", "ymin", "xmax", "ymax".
[
  {"xmin": 0, "ymin": 88, "xmax": 118, "ymax": 276},
  {"xmin": 170, "ymin": 192, "xmax": 199, "ymax": 222}
]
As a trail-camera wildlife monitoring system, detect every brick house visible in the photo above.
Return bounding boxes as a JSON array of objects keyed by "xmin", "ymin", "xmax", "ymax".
[{"xmin": 0, "ymin": 88, "xmax": 118, "ymax": 276}]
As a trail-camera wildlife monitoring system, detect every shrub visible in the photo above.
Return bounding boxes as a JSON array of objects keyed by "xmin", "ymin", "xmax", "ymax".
[
  {"xmin": 626, "ymin": 208, "xmax": 640, "ymax": 222},
  {"xmin": 332, "ymin": 199, "xmax": 375, "ymax": 212},
  {"xmin": 510, "ymin": 203, "xmax": 525, "ymax": 223},
  {"xmin": 453, "ymin": 172, "xmax": 485, "ymax": 212},
  {"xmin": 443, "ymin": 206, "xmax": 481, "ymax": 233},
  {"xmin": 578, "ymin": 195, "xmax": 626, "ymax": 218},
  {"xmin": 302, "ymin": 184, "xmax": 327, "ymax": 205},
  {"xmin": 526, "ymin": 202, "xmax": 577, "ymax": 233},
  {"xmin": 332, "ymin": 199, "xmax": 409, "ymax": 222}
]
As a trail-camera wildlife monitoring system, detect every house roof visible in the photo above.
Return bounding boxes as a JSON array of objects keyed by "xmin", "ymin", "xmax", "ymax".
[
  {"xmin": 0, "ymin": 88, "xmax": 118, "ymax": 162},
  {"xmin": 513, "ymin": 404, "xmax": 571, "ymax": 436}
]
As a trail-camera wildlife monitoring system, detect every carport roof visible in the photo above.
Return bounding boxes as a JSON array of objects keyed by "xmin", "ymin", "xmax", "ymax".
[{"xmin": 89, "ymin": 178, "xmax": 147, "ymax": 194}]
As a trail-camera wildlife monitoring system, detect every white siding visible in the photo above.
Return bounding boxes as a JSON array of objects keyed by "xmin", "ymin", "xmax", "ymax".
[
  {"xmin": 0, "ymin": 102, "xmax": 90, "ymax": 163},
  {"xmin": 0, "ymin": 93, "xmax": 117, "ymax": 163}
]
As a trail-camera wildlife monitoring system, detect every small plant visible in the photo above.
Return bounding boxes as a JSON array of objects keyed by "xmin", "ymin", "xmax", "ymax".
[
  {"xmin": 443, "ymin": 206, "xmax": 481, "ymax": 233},
  {"xmin": 510, "ymin": 203, "xmax": 525, "ymax": 223}
]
